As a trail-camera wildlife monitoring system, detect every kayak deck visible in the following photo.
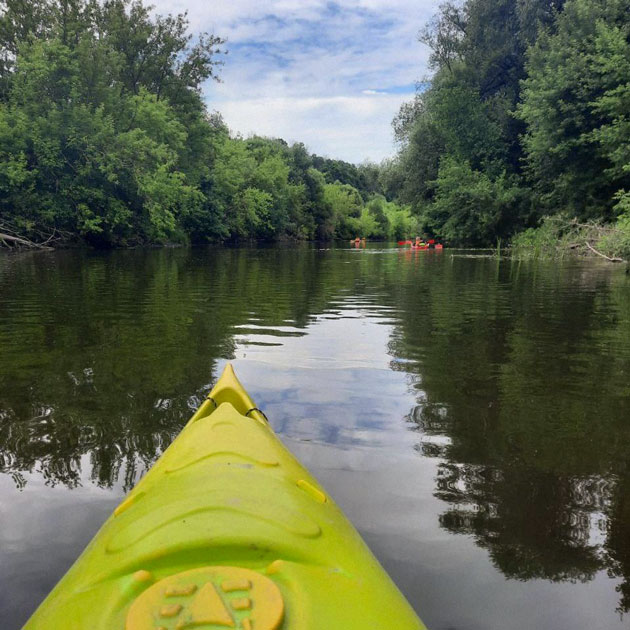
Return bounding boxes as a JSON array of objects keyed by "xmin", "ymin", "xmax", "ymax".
[{"xmin": 24, "ymin": 364, "xmax": 425, "ymax": 629}]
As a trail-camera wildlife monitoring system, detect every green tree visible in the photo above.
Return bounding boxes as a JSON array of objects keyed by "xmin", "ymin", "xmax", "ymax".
[
  {"xmin": 518, "ymin": 0, "xmax": 630, "ymax": 219},
  {"xmin": 366, "ymin": 197, "xmax": 389, "ymax": 238},
  {"xmin": 424, "ymin": 156, "xmax": 523, "ymax": 245},
  {"xmin": 324, "ymin": 182, "xmax": 364, "ymax": 239},
  {"xmin": 389, "ymin": 0, "xmax": 566, "ymax": 245},
  {"xmin": 0, "ymin": 0, "xmax": 223, "ymax": 246}
]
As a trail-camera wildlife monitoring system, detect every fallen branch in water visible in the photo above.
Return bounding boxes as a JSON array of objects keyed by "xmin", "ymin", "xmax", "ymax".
[
  {"xmin": 512, "ymin": 215, "xmax": 630, "ymax": 262},
  {"xmin": 0, "ymin": 220, "xmax": 71, "ymax": 250},
  {"xmin": 585, "ymin": 241, "xmax": 623, "ymax": 262},
  {"xmin": 0, "ymin": 232, "xmax": 54, "ymax": 250}
]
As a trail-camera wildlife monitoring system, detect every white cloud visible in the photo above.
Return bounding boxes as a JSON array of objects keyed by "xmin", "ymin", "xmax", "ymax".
[
  {"xmin": 216, "ymin": 94, "xmax": 408, "ymax": 162},
  {"xmin": 149, "ymin": 0, "xmax": 437, "ymax": 162}
]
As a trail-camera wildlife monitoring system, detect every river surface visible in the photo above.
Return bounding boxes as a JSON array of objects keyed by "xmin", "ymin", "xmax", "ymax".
[{"xmin": 1, "ymin": 244, "xmax": 630, "ymax": 629}]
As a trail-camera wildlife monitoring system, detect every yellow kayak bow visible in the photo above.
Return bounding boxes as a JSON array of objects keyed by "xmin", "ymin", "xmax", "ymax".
[{"xmin": 24, "ymin": 364, "xmax": 425, "ymax": 630}]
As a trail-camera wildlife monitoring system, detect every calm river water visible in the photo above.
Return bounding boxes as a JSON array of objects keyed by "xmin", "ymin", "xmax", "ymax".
[{"xmin": 1, "ymin": 244, "xmax": 630, "ymax": 629}]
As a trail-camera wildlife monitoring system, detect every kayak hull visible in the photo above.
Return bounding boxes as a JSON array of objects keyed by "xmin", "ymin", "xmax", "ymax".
[{"xmin": 23, "ymin": 364, "xmax": 425, "ymax": 630}]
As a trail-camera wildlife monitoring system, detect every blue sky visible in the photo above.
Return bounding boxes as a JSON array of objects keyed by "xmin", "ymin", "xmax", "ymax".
[{"xmin": 150, "ymin": 1, "xmax": 436, "ymax": 163}]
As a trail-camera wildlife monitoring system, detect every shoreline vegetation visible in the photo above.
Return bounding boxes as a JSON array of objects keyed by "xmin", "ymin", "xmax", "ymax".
[
  {"xmin": 0, "ymin": 0, "xmax": 415, "ymax": 251},
  {"xmin": 1, "ymin": 0, "xmax": 630, "ymax": 265},
  {"xmin": 384, "ymin": 0, "xmax": 630, "ymax": 265},
  {"xmin": 511, "ymin": 216, "xmax": 630, "ymax": 263}
]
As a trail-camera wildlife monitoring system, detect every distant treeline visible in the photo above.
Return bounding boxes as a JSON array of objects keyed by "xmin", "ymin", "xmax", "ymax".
[
  {"xmin": 386, "ymin": 0, "xmax": 630, "ymax": 253},
  {"xmin": 0, "ymin": 0, "xmax": 415, "ymax": 247},
  {"xmin": 3, "ymin": 0, "xmax": 628, "ymax": 252}
]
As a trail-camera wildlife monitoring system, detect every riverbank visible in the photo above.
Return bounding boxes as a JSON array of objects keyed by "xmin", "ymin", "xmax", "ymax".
[{"xmin": 510, "ymin": 215, "xmax": 630, "ymax": 263}]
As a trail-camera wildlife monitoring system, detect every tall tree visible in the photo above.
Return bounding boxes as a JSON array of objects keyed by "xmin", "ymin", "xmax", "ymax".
[
  {"xmin": 390, "ymin": 0, "xmax": 566, "ymax": 245},
  {"xmin": 518, "ymin": 0, "xmax": 630, "ymax": 219}
]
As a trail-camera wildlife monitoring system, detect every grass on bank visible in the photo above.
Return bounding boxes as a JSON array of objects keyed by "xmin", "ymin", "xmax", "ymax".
[{"xmin": 511, "ymin": 214, "xmax": 630, "ymax": 262}]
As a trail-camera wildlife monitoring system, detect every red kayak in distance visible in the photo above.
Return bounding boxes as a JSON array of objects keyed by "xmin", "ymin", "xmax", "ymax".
[{"xmin": 397, "ymin": 241, "xmax": 444, "ymax": 250}]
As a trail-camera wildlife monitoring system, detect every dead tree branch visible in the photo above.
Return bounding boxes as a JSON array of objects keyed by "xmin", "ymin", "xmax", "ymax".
[
  {"xmin": 585, "ymin": 241, "xmax": 623, "ymax": 262},
  {"xmin": 0, "ymin": 232, "xmax": 54, "ymax": 250}
]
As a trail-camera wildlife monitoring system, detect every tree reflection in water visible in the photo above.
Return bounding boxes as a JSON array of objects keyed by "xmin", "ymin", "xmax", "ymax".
[
  {"xmin": 1, "ymin": 247, "xmax": 630, "ymax": 615},
  {"xmin": 395, "ymin": 260, "xmax": 630, "ymax": 612}
]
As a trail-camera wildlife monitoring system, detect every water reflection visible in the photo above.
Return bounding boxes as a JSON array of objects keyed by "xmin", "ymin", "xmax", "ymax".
[
  {"xmin": 1, "ymin": 246, "xmax": 630, "ymax": 627},
  {"xmin": 394, "ymin": 258, "xmax": 630, "ymax": 612}
]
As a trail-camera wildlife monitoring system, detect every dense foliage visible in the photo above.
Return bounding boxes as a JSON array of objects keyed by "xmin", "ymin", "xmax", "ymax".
[
  {"xmin": 389, "ymin": 0, "xmax": 630, "ymax": 249},
  {"xmin": 4, "ymin": 0, "xmax": 629, "ymax": 251},
  {"xmin": 0, "ymin": 0, "xmax": 414, "ymax": 246}
]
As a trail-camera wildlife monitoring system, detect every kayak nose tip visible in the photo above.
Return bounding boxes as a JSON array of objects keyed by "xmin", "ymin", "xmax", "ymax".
[
  {"xmin": 222, "ymin": 362, "xmax": 236, "ymax": 378},
  {"xmin": 205, "ymin": 363, "xmax": 260, "ymax": 420}
]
